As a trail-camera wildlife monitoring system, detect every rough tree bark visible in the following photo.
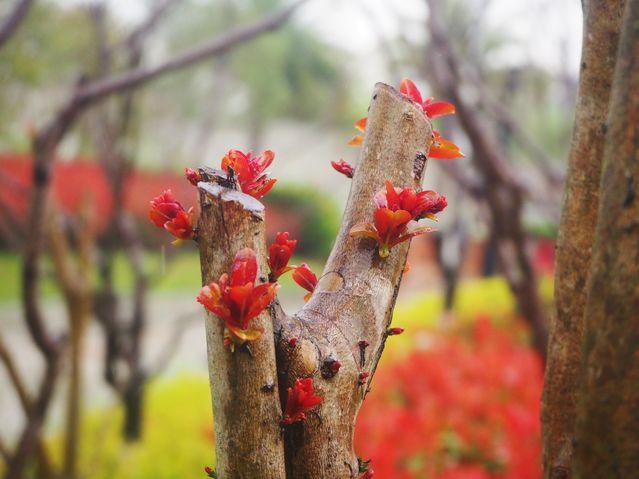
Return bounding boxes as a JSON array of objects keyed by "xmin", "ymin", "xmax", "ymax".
[
  {"xmin": 571, "ymin": 1, "xmax": 639, "ymax": 477},
  {"xmin": 541, "ymin": 1, "xmax": 624, "ymax": 478},
  {"xmin": 197, "ymin": 83, "xmax": 432, "ymax": 478}
]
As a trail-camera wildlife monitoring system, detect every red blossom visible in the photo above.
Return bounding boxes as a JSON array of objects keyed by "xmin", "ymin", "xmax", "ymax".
[
  {"xmin": 350, "ymin": 180, "xmax": 446, "ymax": 258},
  {"xmin": 282, "ymin": 378, "xmax": 324, "ymax": 425},
  {"xmin": 197, "ymin": 248, "xmax": 279, "ymax": 351},
  {"xmin": 348, "ymin": 79, "xmax": 463, "ymax": 159},
  {"xmin": 374, "ymin": 179, "xmax": 448, "ymax": 220},
  {"xmin": 221, "ymin": 149, "xmax": 277, "ymax": 199},
  {"xmin": 360, "ymin": 470, "xmax": 375, "ymax": 479},
  {"xmin": 185, "ymin": 167, "xmax": 201, "ymax": 186},
  {"xmin": 399, "ymin": 78, "xmax": 456, "ymax": 119},
  {"xmin": 292, "ymin": 263, "xmax": 318, "ymax": 302},
  {"xmin": 268, "ymin": 232, "xmax": 297, "ymax": 280},
  {"xmin": 331, "ymin": 159, "xmax": 355, "ymax": 178},
  {"xmin": 148, "ymin": 190, "xmax": 196, "ymax": 243}
]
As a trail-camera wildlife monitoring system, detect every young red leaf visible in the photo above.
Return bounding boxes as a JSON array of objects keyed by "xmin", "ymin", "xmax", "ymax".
[
  {"xmin": 429, "ymin": 130, "xmax": 464, "ymax": 160},
  {"xmin": 221, "ymin": 149, "xmax": 277, "ymax": 198},
  {"xmin": 268, "ymin": 232, "xmax": 297, "ymax": 281},
  {"xmin": 331, "ymin": 159, "xmax": 354, "ymax": 178},
  {"xmin": 197, "ymin": 248, "xmax": 278, "ymax": 351},
  {"xmin": 292, "ymin": 263, "xmax": 318, "ymax": 302},
  {"xmin": 148, "ymin": 190, "xmax": 196, "ymax": 243},
  {"xmin": 282, "ymin": 378, "xmax": 323, "ymax": 425}
]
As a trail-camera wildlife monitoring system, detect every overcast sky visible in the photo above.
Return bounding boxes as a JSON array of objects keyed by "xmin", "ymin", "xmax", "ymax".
[{"xmin": 59, "ymin": 0, "xmax": 583, "ymax": 80}]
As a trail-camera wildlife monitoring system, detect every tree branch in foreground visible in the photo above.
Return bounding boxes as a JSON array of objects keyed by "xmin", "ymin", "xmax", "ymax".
[
  {"xmin": 196, "ymin": 82, "xmax": 432, "ymax": 479},
  {"xmin": 197, "ymin": 184, "xmax": 287, "ymax": 479}
]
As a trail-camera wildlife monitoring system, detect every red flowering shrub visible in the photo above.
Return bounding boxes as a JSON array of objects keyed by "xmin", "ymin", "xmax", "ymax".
[{"xmin": 355, "ymin": 318, "xmax": 542, "ymax": 479}]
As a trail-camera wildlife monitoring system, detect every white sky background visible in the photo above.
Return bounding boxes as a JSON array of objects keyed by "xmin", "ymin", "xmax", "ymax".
[
  {"xmin": 52, "ymin": 0, "xmax": 583, "ymax": 196},
  {"xmin": 60, "ymin": 0, "xmax": 584, "ymax": 81}
]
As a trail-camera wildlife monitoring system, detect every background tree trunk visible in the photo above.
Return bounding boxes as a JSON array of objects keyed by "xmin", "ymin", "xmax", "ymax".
[
  {"xmin": 541, "ymin": 1, "xmax": 624, "ymax": 477},
  {"xmin": 572, "ymin": 1, "xmax": 639, "ymax": 477}
]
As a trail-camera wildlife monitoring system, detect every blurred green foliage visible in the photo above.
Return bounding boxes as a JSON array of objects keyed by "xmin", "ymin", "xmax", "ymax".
[
  {"xmin": 264, "ymin": 183, "xmax": 341, "ymax": 259},
  {"xmin": 384, "ymin": 276, "xmax": 553, "ymax": 357},
  {"xmin": 0, "ymin": 249, "xmax": 328, "ymax": 304},
  {"xmin": 46, "ymin": 375, "xmax": 214, "ymax": 479},
  {"xmin": 18, "ymin": 275, "xmax": 552, "ymax": 479}
]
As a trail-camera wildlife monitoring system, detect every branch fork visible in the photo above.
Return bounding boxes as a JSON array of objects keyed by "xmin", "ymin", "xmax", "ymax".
[{"xmin": 197, "ymin": 82, "xmax": 432, "ymax": 479}]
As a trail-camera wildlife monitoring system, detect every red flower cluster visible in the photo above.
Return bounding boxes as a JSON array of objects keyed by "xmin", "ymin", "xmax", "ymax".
[
  {"xmin": 350, "ymin": 180, "xmax": 446, "ymax": 257},
  {"xmin": 185, "ymin": 167, "xmax": 201, "ymax": 186},
  {"xmin": 196, "ymin": 248, "xmax": 279, "ymax": 351},
  {"xmin": 347, "ymin": 78, "xmax": 463, "ymax": 160},
  {"xmin": 399, "ymin": 78, "xmax": 455, "ymax": 119},
  {"xmin": 292, "ymin": 263, "xmax": 318, "ymax": 302},
  {"xmin": 399, "ymin": 78, "xmax": 463, "ymax": 160},
  {"xmin": 331, "ymin": 159, "xmax": 355, "ymax": 178},
  {"xmin": 148, "ymin": 190, "xmax": 195, "ymax": 244},
  {"xmin": 355, "ymin": 318, "xmax": 543, "ymax": 479},
  {"xmin": 268, "ymin": 232, "xmax": 297, "ymax": 280},
  {"xmin": 282, "ymin": 378, "xmax": 324, "ymax": 425},
  {"xmin": 221, "ymin": 149, "xmax": 277, "ymax": 199}
]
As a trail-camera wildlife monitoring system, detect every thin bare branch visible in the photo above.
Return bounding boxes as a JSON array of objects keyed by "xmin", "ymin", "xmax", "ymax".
[
  {"xmin": 0, "ymin": 0, "xmax": 34, "ymax": 50},
  {"xmin": 75, "ymin": 0, "xmax": 307, "ymax": 105},
  {"xmin": 148, "ymin": 311, "xmax": 200, "ymax": 378},
  {"xmin": 426, "ymin": 0, "xmax": 548, "ymax": 358}
]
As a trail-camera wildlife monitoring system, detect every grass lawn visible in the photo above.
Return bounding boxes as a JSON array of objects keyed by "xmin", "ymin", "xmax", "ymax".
[{"xmin": 0, "ymin": 250, "xmax": 325, "ymax": 304}]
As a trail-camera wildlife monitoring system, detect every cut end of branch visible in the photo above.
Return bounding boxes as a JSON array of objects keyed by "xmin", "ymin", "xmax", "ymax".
[{"xmin": 198, "ymin": 182, "xmax": 265, "ymax": 216}]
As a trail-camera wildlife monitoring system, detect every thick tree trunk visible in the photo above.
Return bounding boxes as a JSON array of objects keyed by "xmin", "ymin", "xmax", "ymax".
[
  {"xmin": 197, "ymin": 83, "xmax": 432, "ymax": 478},
  {"xmin": 572, "ymin": 1, "xmax": 639, "ymax": 477},
  {"xmin": 541, "ymin": 1, "xmax": 624, "ymax": 477}
]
